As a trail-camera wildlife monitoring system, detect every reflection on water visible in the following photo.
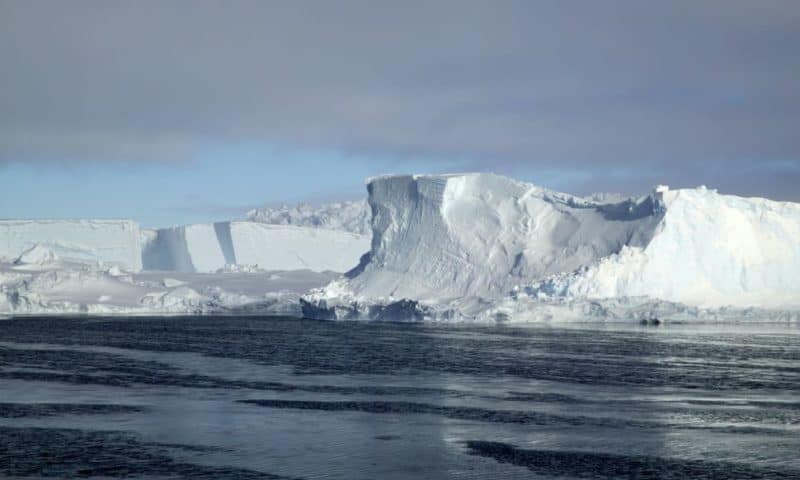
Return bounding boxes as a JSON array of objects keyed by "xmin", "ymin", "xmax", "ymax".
[{"xmin": 1, "ymin": 316, "xmax": 799, "ymax": 479}]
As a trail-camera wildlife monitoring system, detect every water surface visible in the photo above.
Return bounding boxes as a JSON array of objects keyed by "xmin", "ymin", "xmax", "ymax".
[{"xmin": 1, "ymin": 316, "xmax": 798, "ymax": 479}]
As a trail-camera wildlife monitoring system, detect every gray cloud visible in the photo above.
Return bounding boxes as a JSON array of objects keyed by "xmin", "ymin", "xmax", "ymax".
[{"xmin": 1, "ymin": 0, "xmax": 799, "ymax": 198}]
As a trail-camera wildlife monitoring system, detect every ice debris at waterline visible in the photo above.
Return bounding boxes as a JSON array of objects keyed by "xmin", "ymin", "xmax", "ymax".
[
  {"xmin": 0, "ymin": 255, "xmax": 338, "ymax": 315},
  {"xmin": 302, "ymin": 173, "xmax": 800, "ymax": 322}
]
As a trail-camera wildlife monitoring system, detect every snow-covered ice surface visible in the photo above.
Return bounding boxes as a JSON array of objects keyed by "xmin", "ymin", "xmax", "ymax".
[
  {"xmin": 303, "ymin": 173, "xmax": 800, "ymax": 322},
  {"xmin": 142, "ymin": 221, "xmax": 369, "ymax": 273},
  {"xmin": 247, "ymin": 200, "xmax": 371, "ymax": 235},
  {"xmin": 0, "ymin": 255, "xmax": 337, "ymax": 316},
  {"xmin": 0, "ymin": 219, "xmax": 142, "ymax": 271}
]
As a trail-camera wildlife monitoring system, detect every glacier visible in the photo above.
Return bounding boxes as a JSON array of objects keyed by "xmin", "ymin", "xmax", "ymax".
[{"xmin": 302, "ymin": 173, "xmax": 800, "ymax": 322}]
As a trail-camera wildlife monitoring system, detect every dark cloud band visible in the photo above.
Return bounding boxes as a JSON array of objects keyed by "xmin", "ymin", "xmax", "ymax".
[{"xmin": 1, "ymin": 0, "xmax": 798, "ymax": 198}]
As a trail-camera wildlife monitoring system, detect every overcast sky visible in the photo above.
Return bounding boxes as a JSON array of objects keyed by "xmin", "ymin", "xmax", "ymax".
[{"xmin": 1, "ymin": 0, "xmax": 798, "ymax": 226}]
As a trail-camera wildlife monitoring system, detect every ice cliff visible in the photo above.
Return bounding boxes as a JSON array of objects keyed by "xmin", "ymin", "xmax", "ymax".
[
  {"xmin": 142, "ymin": 221, "xmax": 369, "ymax": 273},
  {"xmin": 303, "ymin": 173, "xmax": 800, "ymax": 321}
]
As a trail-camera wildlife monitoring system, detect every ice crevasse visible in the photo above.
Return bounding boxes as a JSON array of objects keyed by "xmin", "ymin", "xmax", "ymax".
[{"xmin": 303, "ymin": 173, "xmax": 800, "ymax": 321}]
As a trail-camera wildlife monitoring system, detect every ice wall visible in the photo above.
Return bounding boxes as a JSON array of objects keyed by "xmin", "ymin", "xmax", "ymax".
[
  {"xmin": 143, "ymin": 221, "xmax": 369, "ymax": 273},
  {"xmin": 230, "ymin": 222, "xmax": 369, "ymax": 272},
  {"xmin": 0, "ymin": 219, "xmax": 142, "ymax": 271}
]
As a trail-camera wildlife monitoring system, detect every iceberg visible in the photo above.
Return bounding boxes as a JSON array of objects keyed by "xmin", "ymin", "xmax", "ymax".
[{"xmin": 303, "ymin": 173, "xmax": 800, "ymax": 321}]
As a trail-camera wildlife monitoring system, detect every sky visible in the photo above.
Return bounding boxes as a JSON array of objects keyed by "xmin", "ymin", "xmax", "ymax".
[{"xmin": 1, "ymin": 0, "xmax": 799, "ymax": 227}]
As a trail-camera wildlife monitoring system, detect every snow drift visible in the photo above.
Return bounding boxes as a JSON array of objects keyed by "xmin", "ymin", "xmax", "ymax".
[
  {"xmin": 303, "ymin": 173, "xmax": 800, "ymax": 321},
  {"xmin": 142, "ymin": 221, "xmax": 369, "ymax": 273},
  {"xmin": 0, "ymin": 219, "xmax": 142, "ymax": 271}
]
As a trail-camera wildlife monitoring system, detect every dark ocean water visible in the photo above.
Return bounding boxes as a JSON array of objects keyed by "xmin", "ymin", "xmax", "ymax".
[{"xmin": 1, "ymin": 316, "xmax": 799, "ymax": 479}]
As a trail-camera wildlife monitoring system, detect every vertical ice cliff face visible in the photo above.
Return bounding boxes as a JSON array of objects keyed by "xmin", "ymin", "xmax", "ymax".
[
  {"xmin": 348, "ymin": 173, "xmax": 662, "ymax": 302},
  {"xmin": 0, "ymin": 220, "xmax": 142, "ymax": 271},
  {"xmin": 142, "ymin": 223, "xmax": 231, "ymax": 272},
  {"xmin": 142, "ymin": 221, "xmax": 370, "ymax": 273},
  {"xmin": 229, "ymin": 222, "xmax": 369, "ymax": 272},
  {"xmin": 304, "ymin": 173, "xmax": 800, "ymax": 320}
]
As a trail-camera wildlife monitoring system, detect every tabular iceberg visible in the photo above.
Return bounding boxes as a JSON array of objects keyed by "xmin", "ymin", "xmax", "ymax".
[{"xmin": 303, "ymin": 173, "xmax": 800, "ymax": 321}]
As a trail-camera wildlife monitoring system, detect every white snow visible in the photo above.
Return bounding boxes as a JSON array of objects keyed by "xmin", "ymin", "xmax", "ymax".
[
  {"xmin": 0, "ymin": 219, "xmax": 142, "ymax": 271},
  {"xmin": 303, "ymin": 173, "xmax": 800, "ymax": 321},
  {"xmin": 247, "ymin": 200, "xmax": 371, "ymax": 235}
]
